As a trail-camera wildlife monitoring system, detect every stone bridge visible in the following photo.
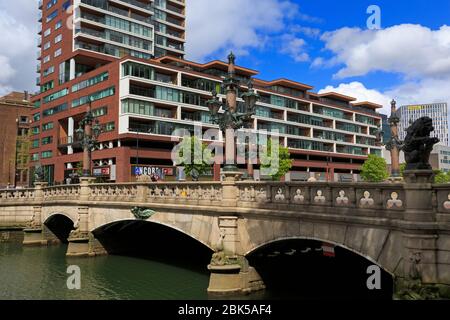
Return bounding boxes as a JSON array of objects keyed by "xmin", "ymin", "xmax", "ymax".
[{"xmin": 1, "ymin": 176, "xmax": 450, "ymax": 297}]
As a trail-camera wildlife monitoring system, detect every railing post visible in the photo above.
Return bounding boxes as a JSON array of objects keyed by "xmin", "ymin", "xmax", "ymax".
[
  {"xmin": 221, "ymin": 172, "xmax": 241, "ymax": 207},
  {"xmin": 136, "ymin": 183, "xmax": 148, "ymax": 203},
  {"xmin": 23, "ymin": 182, "xmax": 48, "ymax": 246},
  {"xmin": 397, "ymin": 170, "xmax": 441, "ymax": 296}
]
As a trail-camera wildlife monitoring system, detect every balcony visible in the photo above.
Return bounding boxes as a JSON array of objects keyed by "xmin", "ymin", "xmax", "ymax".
[
  {"xmin": 38, "ymin": 0, "xmax": 43, "ymax": 9},
  {"xmin": 80, "ymin": 0, "xmax": 152, "ymax": 24},
  {"xmin": 38, "ymin": 11, "xmax": 42, "ymax": 22}
]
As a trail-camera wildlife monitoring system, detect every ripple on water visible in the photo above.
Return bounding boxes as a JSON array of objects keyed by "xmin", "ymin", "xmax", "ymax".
[{"xmin": 0, "ymin": 243, "xmax": 209, "ymax": 300}]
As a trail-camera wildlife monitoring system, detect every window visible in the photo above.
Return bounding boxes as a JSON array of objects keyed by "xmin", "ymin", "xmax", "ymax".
[
  {"xmin": 44, "ymin": 28, "xmax": 51, "ymax": 37},
  {"xmin": 47, "ymin": 0, "xmax": 57, "ymax": 10},
  {"xmin": 43, "ymin": 103, "xmax": 67, "ymax": 117},
  {"xmin": 72, "ymin": 87, "xmax": 115, "ymax": 108},
  {"xmin": 43, "ymin": 88, "xmax": 69, "ymax": 103},
  {"xmin": 55, "ymin": 20, "xmax": 62, "ymax": 30},
  {"xmin": 34, "ymin": 100, "xmax": 41, "ymax": 108},
  {"xmin": 31, "ymin": 153, "xmax": 39, "ymax": 161},
  {"xmin": 43, "ymin": 55, "xmax": 50, "ymax": 63},
  {"xmin": 43, "ymin": 41, "xmax": 51, "ymax": 50},
  {"xmin": 33, "ymin": 112, "xmax": 41, "ymax": 122},
  {"xmin": 41, "ymin": 136, "xmax": 53, "ymax": 145},
  {"xmin": 32, "ymin": 139, "xmax": 39, "ymax": 149},
  {"xmin": 41, "ymin": 151, "xmax": 53, "ymax": 159},
  {"xmin": 122, "ymin": 62, "xmax": 154, "ymax": 79},
  {"xmin": 54, "ymin": 34, "xmax": 62, "ymax": 43},
  {"xmin": 92, "ymin": 106, "xmax": 108, "ymax": 118},
  {"xmin": 62, "ymin": 0, "xmax": 70, "ymax": 10},
  {"xmin": 46, "ymin": 10, "xmax": 58, "ymax": 23},
  {"xmin": 104, "ymin": 122, "xmax": 115, "ymax": 132},
  {"xmin": 42, "ymin": 122, "xmax": 54, "ymax": 131},
  {"xmin": 41, "ymin": 80, "xmax": 54, "ymax": 93},
  {"xmin": 72, "ymin": 72, "xmax": 109, "ymax": 92},
  {"xmin": 32, "ymin": 126, "xmax": 40, "ymax": 135},
  {"xmin": 155, "ymin": 86, "xmax": 179, "ymax": 102},
  {"xmin": 122, "ymin": 99, "xmax": 154, "ymax": 116},
  {"xmin": 54, "ymin": 48, "xmax": 62, "ymax": 57}
]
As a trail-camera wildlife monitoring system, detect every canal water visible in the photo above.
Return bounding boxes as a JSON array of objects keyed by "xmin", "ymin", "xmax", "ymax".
[{"xmin": 0, "ymin": 241, "xmax": 212, "ymax": 300}]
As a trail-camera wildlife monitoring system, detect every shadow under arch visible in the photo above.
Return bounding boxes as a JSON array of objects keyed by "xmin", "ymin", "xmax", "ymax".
[
  {"xmin": 43, "ymin": 213, "xmax": 76, "ymax": 243},
  {"xmin": 246, "ymin": 237, "xmax": 395, "ymax": 300},
  {"xmin": 91, "ymin": 219, "xmax": 214, "ymax": 271}
]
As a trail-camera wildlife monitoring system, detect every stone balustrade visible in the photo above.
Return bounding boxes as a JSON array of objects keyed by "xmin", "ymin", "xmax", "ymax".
[
  {"xmin": 88, "ymin": 183, "xmax": 138, "ymax": 202},
  {"xmin": 43, "ymin": 185, "xmax": 81, "ymax": 201},
  {"xmin": 1, "ymin": 181, "xmax": 450, "ymax": 219},
  {"xmin": 0, "ymin": 188, "xmax": 36, "ymax": 203}
]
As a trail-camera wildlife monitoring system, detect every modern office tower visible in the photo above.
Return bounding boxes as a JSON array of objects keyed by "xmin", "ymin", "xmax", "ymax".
[
  {"xmin": 380, "ymin": 114, "xmax": 391, "ymax": 145},
  {"xmin": 398, "ymin": 103, "xmax": 449, "ymax": 146},
  {"xmin": 0, "ymin": 92, "xmax": 33, "ymax": 188}
]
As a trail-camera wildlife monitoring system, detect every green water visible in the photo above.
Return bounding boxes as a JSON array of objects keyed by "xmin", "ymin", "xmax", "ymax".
[{"xmin": 0, "ymin": 242, "xmax": 211, "ymax": 300}]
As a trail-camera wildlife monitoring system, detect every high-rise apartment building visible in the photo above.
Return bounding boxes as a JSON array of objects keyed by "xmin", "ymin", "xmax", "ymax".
[
  {"xmin": 32, "ymin": 0, "xmax": 185, "ymax": 183},
  {"xmin": 398, "ymin": 103, "xmax": 449, "ymax": 146},
  {"xmin": 31, "ymin": 0, "xmax": 382, "ymax": 184}
]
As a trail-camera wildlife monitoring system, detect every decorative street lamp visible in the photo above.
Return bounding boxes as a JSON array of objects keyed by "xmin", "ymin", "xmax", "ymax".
[
  {"xmin": 206, "ymin": 52, "xmax": 259, "ymax": 174},
  {"xmin": 75, "ymin": 97, "xmax": 102, "ymax": 178},
  {"xmin": 386, "ymin": 99, "xmax": 403, "ymax": 180}
]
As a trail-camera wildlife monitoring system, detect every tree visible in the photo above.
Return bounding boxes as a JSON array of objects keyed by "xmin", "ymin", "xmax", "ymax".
[
  {"xmin": 175, "ymin": 136, "xmax": 213, "ymax": 181},
  {"xmin": 260, "ymin": 139, "xmax": 293, "ymax": 181},
  {"xmin": 434, "ymin": 170, "xmax": 450, "ymax": 184},
  {"xmin": 361, "ymin": 154, "xmax": 389, "ymax": 182}
]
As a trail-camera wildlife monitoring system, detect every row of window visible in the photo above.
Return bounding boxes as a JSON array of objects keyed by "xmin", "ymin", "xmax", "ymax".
[
  {"xmin": 31, "ymin": 151, "xmax": 53, "ymax": 161},
  {"xmin": 72, "ymin": 87, "xmax": 115, "ymax": 108}
]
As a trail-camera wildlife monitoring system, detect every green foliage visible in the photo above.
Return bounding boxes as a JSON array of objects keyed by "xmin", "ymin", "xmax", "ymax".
[
  {"xmin": 400, "ymin": 163, "xmax": 406, "ymax": 177},
  {"xmin": 434, "ymin": 170, "xmax": 450, "ymax": 184},
  {"xmin": 175, "ymin": 136, "xmax": 213, "ymax": 180},
  {"xmin": 260, "ymin": 139, "xmax": 293, "ymax": 181},
  {"xmin": 361, "ymin": 154, "xmax": 389, "ymax": 182}
]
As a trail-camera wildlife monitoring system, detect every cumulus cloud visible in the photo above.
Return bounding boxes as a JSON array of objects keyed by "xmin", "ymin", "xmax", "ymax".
[
  {"xmin": 0, "ymin": 0, "xmax": 37, "ymax": 95},
  {"xmin": 317, "ymin": 24, "xmax": 450, "ymax": 114},
  {"xmin": 279, "ymin": 35, "xmax": 309, "ymax": 62},
  {"xmin": 185, "ymin": 0, "xmax": 312, "ymax": 62},
  {"xmin": 317, "ymin": 24, "xmax": 450, "ymax": 79},
  {"xmin": 319, "ymin": 82, "xmax": 392, "ymax": 114}
]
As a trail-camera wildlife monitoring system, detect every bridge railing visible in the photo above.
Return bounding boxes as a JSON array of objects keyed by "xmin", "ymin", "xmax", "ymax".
[
  {"xmin": 89, "ymin": 183, "xmax": 139, "ymax": 202},
  {"xmin": 43, "ymin": 185, "xmax": 81, "ymax": 201},
  {"xmin": 146, "ymin": 182, "xmax": 223, "ymax": 206},
  {"xmin": 0, "ymin": 188, "xmax": 36, "ymax": 203},
  {"xmin": 236, "ymin": 182, "xmax": 406, "ymax": 216}
]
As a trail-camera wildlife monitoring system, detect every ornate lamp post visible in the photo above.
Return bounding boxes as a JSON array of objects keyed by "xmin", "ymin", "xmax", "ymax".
[
  {"xmin": 386, "ymin": 99, "xmax": 403, "ymax": 180},
  {"xmin": 75, "ymin": 98, "xmax": 102, "ymax": 178},
  {"xmin": 206, "ymin": 52, "xmax": 259, "ymax": 175}
]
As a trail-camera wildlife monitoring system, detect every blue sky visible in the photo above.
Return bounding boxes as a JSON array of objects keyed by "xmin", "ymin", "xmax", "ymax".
[{"xmin": 1, "ymin": 0, "xmax": 450, "ymax": 115}]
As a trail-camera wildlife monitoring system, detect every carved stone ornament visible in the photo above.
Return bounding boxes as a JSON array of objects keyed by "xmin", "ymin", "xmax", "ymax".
[{"xmin": 131, "ymin": 207, "xmax": 156, "ymax": 220}]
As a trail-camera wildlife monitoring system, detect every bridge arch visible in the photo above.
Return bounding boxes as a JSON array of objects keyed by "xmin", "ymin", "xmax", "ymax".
[
  {"xmin": 245, "ymin": 236, "xmax": 395, "ymax": 299},
  {"xmin": 43, "ymin": 212, "xmax": 77, "ymax": 243},
  {"xmin": 245, "ymin": 236, "xmax": 395, "ymax": 277},
  {"xmin": 91, "ymin": 218, "xmax": 215, "ymax": 252}
]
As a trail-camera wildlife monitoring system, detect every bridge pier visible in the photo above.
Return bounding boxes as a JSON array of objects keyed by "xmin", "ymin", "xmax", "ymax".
[
  {"xmin": 394, "ymin": 170, "xmax": 450, "ymax": 299},
  {"xmin": 207, "ymin": 215, "xmax": 265, "ymax": 296}
]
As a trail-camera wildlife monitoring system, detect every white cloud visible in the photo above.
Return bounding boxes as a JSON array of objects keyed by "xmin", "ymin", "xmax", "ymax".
[
  {"xmin": 317, "ymin": 24, "xmax": 450, "ymax": 114},
  {"xmin": 0, "ymin": 1, "xmax": 37, "ymax": 95},
  {"xmin": 319, "ymin": 82, "xmax": 392, "ymax": 114},
  {"xmin": 185, "ymin": 0, "xmax": 305, "ymax": 62},
  {"xmin": 279, "ymin": 35, "xmax": 309, "ymax": 62},
  {"xmin": 318, "ymin": 24, "xmax": 450, "ymax": 79}
]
